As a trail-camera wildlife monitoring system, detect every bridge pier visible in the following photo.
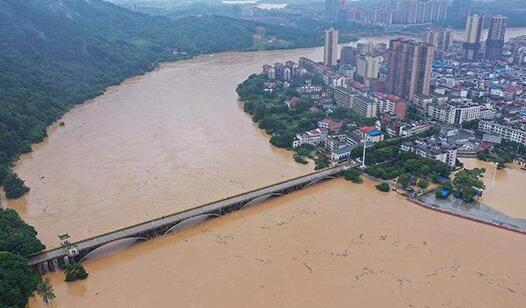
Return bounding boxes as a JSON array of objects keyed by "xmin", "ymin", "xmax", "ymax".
[
  {"xmin": 64, "ymin": 255, "xmax": 72, "ymax": 266},
  {"xmin": 26, "ymin": 165, "xmax": 348, "ymax": 274},
  {"xmin": 47, "ymin": 259, "xmax": 59, "ymax": 272}
]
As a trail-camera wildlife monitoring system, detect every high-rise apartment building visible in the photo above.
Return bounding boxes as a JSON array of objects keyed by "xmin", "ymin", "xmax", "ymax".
[
  {"xmin": 386, "ymin": 38, "xmax": 435, "ymax": 100},
  {"xmin": 485, "ymin": 15, "xmax": 507, "ymax": 61},
  {"xmin": 463, "ymin": 14, "xmax": 483, "ymax": 61},
  {"xmin": 324, "ymin": 28, "xmax": 339, "ymax": 66},
  {"xmin": 340, "ymin": 46, "xmax": 357, "ymax": 65},
  {"xmin": 351, "ymin": 95, "xmax": 378, "ymax": 118},
  {"xmin": 356, "ymin": 55, "xmax": 380, "ymax": 80},
  {"xmin": 425, "ymin": 28, "xmax": 453, "ymax": 51},
  {"xmin": 392, "ymin": 0, "xmax": 447, "ymax": 24},
  {"xmin": 356, "ymin": 41, "xmax": 374, "ymax": 55}
]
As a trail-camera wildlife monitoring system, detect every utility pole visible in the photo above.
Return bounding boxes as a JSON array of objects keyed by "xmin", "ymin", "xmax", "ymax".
[
  {"xmin": 492, "ymin": 162, "xmax": 497, "ymax": 188},
  {"xmin": 361, "ymin": 142, "xmax": 366, "ymax": 169}
]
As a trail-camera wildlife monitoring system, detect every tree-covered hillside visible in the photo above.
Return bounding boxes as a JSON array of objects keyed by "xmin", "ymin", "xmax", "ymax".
[{"xmin": 0, "ymin": 0, "xmax": 321, "ymax": 196}]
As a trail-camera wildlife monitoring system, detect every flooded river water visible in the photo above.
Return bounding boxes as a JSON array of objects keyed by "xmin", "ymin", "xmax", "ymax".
[
  {"xmin": 4, "ymin": 43, "xmax": 525, "ymax": 306},
  {"xmin": 460, "ymin": 158, "xmax": 526, "ymax": 219},
  {"xmin": 9, "ymin": 48, "xmax": 322, "ymax": 245},
  {"xmin": 29, "ymin": 178, "xmax": 526, "ymax": 307}
]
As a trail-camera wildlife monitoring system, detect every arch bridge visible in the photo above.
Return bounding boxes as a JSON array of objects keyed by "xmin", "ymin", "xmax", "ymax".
[{"xmin": 26, "ymin": 164, "xmax": 349, "ymax": 275}]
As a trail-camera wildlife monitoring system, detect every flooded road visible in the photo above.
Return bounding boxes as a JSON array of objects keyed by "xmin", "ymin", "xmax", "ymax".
[
  {"xmin": 29, "ymin": 179, "xmax": 526, "ymax": 307},
  {"xmin": 460, "ymin": 158, "xmax": 526, "ymax": 219},
  {"xmin": 4, "ymin": 44, "xmax": 525, "ymax": 307}
]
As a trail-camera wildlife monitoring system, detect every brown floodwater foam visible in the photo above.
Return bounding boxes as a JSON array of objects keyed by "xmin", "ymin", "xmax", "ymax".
[{"xmin": 29, "ymin": 179, "xmax": 526, "ymax": 307}]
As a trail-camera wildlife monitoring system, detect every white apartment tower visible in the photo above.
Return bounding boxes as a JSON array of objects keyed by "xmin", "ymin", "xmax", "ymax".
[
  {"xmin": 463, "ymin": 14, "xmax": 483, "ymax": 61},
  {"xmin": 324, "ymin": 28, "xmax": 339, "ymax": 66}
]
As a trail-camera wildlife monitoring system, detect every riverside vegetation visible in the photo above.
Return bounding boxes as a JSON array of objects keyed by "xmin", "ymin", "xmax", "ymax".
[
  {"xmin": 0, "ymin": 209, "xmax": 47, "ymax": 307},
  {"xmin": 236, "ymin": 74, "xmax": 371, "ymax": 169},
  {"xmin": 0, "ymin": 0, "xmax": 325, "ymax": 199}
]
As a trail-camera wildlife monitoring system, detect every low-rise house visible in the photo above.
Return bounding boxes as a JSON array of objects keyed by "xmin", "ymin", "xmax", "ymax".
[
  {"xmin": 329, "ymin": 143, "xmax": 359, "ymax": 162},
  {"xmin": 399, "ymin": 122, "xmax": 432, "ymax": 137},
  {"xmin": 400, "ymin": 138, "xmax": 458, "ymax": 168},
  {"xmin": 318, "ymin": 119, "xmax": 343, "ymax": 132},
  {"xmin": 480, "ymin": 108, "xmax": 497, "ymax": 120},
  {"xmin": 360, "ymin": 126, "xmax": 384, "ymax": 143},
  {"xmin": 292, "ymin": 128, "xmax": 328, "ymax": 148},
  {"xmin": 263, "ymin": 81, "xmax": 277, "ymax": 92},
  {"xmin": 365, "ymin": 130, "xmax": 385, "ymax": 143},
  {"xmin": 285, "ymin": 97, "xmax": 300, "ymax": 108},
  {"xmin": 427, "ymin": 102, "xmax": 481, "ymax": 125},
  {"xmin": 478, "ymin": 120, "xmax": 526, "ymax": 145}
]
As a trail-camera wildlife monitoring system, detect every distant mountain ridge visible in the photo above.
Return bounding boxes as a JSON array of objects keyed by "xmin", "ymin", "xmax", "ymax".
[{"xmin": 0, "ymin": 0, "xmax": 320, "ymax": 189}]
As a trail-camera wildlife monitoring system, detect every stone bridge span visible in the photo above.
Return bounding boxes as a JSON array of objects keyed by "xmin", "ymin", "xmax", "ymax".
[{"xmin": 27, "ymin": 164, "xmax": 349, "ymax": 274}]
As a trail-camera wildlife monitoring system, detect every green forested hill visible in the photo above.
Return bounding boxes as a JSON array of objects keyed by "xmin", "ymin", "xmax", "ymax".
[{"xmin": 0, "ymin": 0, "xmax": 320, "ymax": 196}]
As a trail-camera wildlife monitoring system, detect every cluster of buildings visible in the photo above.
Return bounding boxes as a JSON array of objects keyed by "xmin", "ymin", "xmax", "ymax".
[
  {"xmin": 462, "ymin": 14, "xmax": 508, "ymax": 61},
  {"xmin": 258, "ymin": 13, "xmax": 526, "ymax": 166},
  {"xmin": 400, "ymin": 137, "xmax": 457, "ymax": 168},
  {"xmin": 325, "ymin": 0, "xmax": 447, "ymax": 26},
  {"xmin": 391, "ymin": 0, "xmax": 448, "ymax": 25}
]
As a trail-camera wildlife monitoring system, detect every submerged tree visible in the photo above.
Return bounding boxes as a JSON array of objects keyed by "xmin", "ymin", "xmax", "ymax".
[
  {"xmin": 344, "ymin": 169, "xmax": 363, "ymax": 184},
  {"xmin": 376, "ymin": 182, "xmax": 390, "ymax": 192},
  {"xmin": 64, "ymin": 263, "xmax": 89, "ymax": 282},
  {"xmin": 35, "ymin": 278, "xmax": 56, "ymax": 304},
  {"xmin": 2, "ymin": 173, "xmax": 30, "ymax": 199}
]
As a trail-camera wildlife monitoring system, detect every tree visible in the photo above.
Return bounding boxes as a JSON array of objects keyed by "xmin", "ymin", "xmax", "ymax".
[
  {"xmin": 376, "ymin": 182, "xmax": 390, "ymax": 192},
  {"xmin": 35, "ymin": 278, "xmax": 56, "ymax": 304},
  {"xmin": 0, "ymin": 165, "xmax": 8, "ymax": 184},
  {"xmin": 397, "ymin": 173, "xmax": 411, "ymax": 188},
  {"xmin": 0, "ymin": 209, "xmax": 45, "ymax": 256},
  {"xmin": 315, "ymin": 156, "xmax": 329, "ymax": 170},
  {"xmin": 2, "ymin": 173, "xmax": 30, "ymax": 199},
  {"xmin": 0, "ymin": 252, "xmax": 42, "ymax": 308},
  {"xmin": 417, "ymin": 179, "xmax": 429, "ymax": 189},
  {"xmin": 64, "ymin": 263, "xmax": 89, "ymax": 282},
  {"xmin": 344, "ymin": 169, "xmax": 363, "ymax": 183},
  {"xmin": 293, "ymin": 153, "xmax": 308, "ymax": 164},
  {"xmin": 452, "ymin": 168, "xmax": 486, "ymax": 202}
]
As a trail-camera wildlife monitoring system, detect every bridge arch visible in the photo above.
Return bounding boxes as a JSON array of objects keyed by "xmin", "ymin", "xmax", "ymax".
[
  {"xmin": 241, "ymin": 192, "xmax": 283, "ymax": 209},
  {"xmin": 304, "ymin": 175, "xmax": 336, "ymax": 188},
  {"xmin": 164, "ymin": 213, "xmax": 221, "ymax": 235},
  {"xmin": 78, "ymin": 237, "xmax": 148, "ymax": 262}
]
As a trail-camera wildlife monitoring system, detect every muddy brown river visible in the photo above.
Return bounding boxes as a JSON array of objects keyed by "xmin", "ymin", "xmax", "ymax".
[
  {"xmin": 4, "ymin": 46, "xmax": 525, "ymax": 307},
  {"xmin": 460, "ymin": 158, "xmax": 526, "ymax": 219}
]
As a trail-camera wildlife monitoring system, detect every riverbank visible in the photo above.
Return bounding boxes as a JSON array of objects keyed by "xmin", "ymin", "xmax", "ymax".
[
  {"xmin": 460, "ymin": 159, "xmax": 526, "ymax": 219},
  {"xmin": 416, "ymin": 193, "xmax": 526, "ymax": 235}
]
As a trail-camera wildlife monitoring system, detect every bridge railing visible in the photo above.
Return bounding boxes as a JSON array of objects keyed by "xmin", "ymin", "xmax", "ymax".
[{"xmin": 26, "ymin": 165, "xmax": 346, "ymax": 259}]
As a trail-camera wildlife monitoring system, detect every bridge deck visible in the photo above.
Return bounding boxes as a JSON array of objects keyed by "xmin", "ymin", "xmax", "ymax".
[{"xmin": 27, "ymin": 165, "xmax": 348, "ymax": 266}]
